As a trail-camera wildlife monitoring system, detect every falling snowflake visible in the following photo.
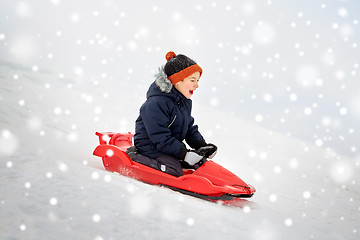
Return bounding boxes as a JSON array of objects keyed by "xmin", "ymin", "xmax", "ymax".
[
  {"xmin": 303, "ymin": 191, "xmax": 311, "ymax": 199},
  {"xmin": 329, "ymin": 161, "xmax": 354, "ymax": 184},
  {"xmin": 24, "ymin": 182, "xmax": 31, "ymax": 189},
  {"xmin": 16, "ymin": 2, "xmax": 33, "ymax": 18},
  {"xmin": 269, "ymin": 194, "xmax": 277, "ymax": 202},
  {"xmin": 91, "ymin": 171, "xmax": 100, "ymax": 180},
  {"xmin": 252, "ymin": 22, "xmax": 275, "ymax": 45},
  {"xmin": 92, "ymin": 214, "xmax": 101, "ymax": 222},
  {"xmin": 186, "ymin": 217, "xmax": 195, "ymax": 226},
  {"xmin": 0, "ymin": 129, "xmax": 18, "ymax": 156},
  {"xmin": 58, "ymin": 162, "xmax": 69, "ymax": 173},
  {"xmin": 19, "ymin": 224, "xmax": 26, "ymax": 231},
  {"xmin": 54, "ymin": 107, "xmax": 62, "ymax": 115},
  {"xmin": 49, "ymin": 197, "xmax": 58, "ymax": 206},
  {"xmin": 296, "ymin": 65, "xmax": 319, "ymax": 88},
  {"xmin": 284, "ymin": 218, "xmax": 293, "ymax": 227}
]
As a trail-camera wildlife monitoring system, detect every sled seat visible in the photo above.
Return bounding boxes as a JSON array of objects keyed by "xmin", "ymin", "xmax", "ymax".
[{"xmin": 95, "ymin": 132, "xmax": 134, "ymax": 152}]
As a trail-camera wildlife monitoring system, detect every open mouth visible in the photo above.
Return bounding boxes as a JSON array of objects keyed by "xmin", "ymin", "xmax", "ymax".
[{"xmin": 189, "ymin": 90, "xmax": 194, "ymax": 95}]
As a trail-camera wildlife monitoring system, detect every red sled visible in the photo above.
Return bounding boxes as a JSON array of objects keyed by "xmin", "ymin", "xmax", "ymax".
[{"xmin": 93, "ymin": 132, "xmax": 256, "ymax": 203}]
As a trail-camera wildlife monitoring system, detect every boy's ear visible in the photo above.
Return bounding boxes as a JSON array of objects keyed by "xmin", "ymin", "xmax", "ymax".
[{"xmin": 174, "ymin": 80, "xmax": 182, "ymax": 86}]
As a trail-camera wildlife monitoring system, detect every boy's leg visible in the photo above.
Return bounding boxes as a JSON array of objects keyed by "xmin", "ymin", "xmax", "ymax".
[
  {"xmin": 132, "ymin": 154, "xmax": 160, "ymax": 171},
  {"xmin": 155, "ymin": 154, "xmax": 184, "ymax": 177},
  {"xmin": 132, "ymin": 154, "xmax": 184, "ymax": 177}
]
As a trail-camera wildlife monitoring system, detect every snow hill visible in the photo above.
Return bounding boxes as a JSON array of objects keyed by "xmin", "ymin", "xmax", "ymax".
[{"xmin": 0, "ymin": 61, "xmax": 359, "ymax": 240}]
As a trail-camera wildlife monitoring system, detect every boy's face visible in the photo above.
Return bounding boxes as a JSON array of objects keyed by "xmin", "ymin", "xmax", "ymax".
[{"xmin": 174, "ymin": 71, "xmax": 201, "ymax": 99}]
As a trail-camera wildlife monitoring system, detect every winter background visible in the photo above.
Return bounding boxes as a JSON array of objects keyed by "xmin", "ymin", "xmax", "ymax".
[{"xmin": 0, "ymin": 0, "xmax": 359, "ymax": 239}]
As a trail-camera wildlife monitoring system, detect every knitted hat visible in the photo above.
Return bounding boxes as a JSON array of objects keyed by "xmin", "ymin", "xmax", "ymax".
[{"xmin": 164, "ymin": 51, "xmax": 203, "ymax": 85}]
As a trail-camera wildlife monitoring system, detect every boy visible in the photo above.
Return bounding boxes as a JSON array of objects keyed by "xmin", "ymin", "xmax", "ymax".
[{"xmin": 131, "ymin": 51, "xmax": 217, "ymax": 177}]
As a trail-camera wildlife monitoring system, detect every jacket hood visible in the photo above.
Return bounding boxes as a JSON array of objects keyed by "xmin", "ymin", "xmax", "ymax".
[
  {"xmin": 154, "ymin": 65, "xmax": 172, "ymax": 93},
  {"xmin": 146, "ymin": 66, "xmax": 189, "ymax": 103}
]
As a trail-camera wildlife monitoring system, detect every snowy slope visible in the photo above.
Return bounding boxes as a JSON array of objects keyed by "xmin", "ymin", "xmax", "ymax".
[{"xmin": 1, "ymin": 61, "xmax": 359, "ymax": 240}]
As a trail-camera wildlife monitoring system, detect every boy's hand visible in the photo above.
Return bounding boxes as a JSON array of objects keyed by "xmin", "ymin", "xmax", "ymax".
[
  {"xmin": 196, "ymin": 143, "xmax": 217, "ymax": 159},
  {"xmin": 184, "ymin": 151, "xmax": 205, "ymax": 166}
]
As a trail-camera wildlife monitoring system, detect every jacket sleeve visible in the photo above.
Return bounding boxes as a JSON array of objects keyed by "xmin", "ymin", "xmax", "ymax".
[
  {"xmin": 140, "ymin": 98, "xmax": 187, "ymax": 159},
  {"xmin": 185, "ymin": 116, "xmax": 206, "ymax": 150}
]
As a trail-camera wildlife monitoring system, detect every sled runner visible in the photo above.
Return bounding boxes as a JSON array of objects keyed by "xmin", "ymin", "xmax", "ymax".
[{"xmin": 93, "ymin": 132, "xmax": 256, "ymax": 203}]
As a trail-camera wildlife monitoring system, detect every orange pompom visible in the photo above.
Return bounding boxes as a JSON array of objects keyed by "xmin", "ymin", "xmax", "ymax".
[{"xmin": 165, "ymin": 51, "xmax": 176, "ymax": 61}]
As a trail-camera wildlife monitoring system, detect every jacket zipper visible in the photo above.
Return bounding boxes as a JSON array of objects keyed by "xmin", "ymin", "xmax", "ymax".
[{"xmin": 168, "ymin": 115, "xmax": 177, "ymax": 128}]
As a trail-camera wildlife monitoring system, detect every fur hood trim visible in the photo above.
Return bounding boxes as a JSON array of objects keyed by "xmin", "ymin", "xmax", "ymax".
[{"xmin": 155, "ymin": 66, "xmax": 173, "ymax": 93}]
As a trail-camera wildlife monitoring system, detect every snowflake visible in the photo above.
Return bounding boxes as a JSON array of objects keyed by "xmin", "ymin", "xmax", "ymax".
[
  {"xmin": 19, "ymin": 224, "xmax": 26, "ymax": 231},
  {"xmin": 24, "ymin": 182, "xmax": 31, "ymax": 189},
  {"xmin": 269, "ymin": 194, "xmax": 277, "ymax": 202},
  {"xmin": 91, "ymin": 171, "xmax": 100, "ymax": 180},
  {"xmin": 255, "ymin": 114, "xmax": 263, "ymax": 123},
  {"xmin": 92, "ymin": 214, "xmax": 101, "ymax": 222},
  {"xmin": 329, "ymin": 161, "xmax": 354, "ymax": 184},
  {"xmin": 58, "ymin": 162, "xmax": 69, "ymax": 173},
  {"xmin": 252, "ymin": 22, "xmax": 275, "ymax": 45},
  {"xmin": 284, "ymin": 218, "xmax": 293, "ymax": 227},
  {"xmin": 304, "ymin": 107, "xmax": 312, "ymax": 116},
  {"xmin": 303, "ymin": 191, "xmax": 311, "ymax": 199},
  {"xmin": 296, "ymin": 65, "xmax": 319, "ymax": 88},
  {"xmin": 186, "ymin": 217, "xmax": 195, "ymax": 226},
  {"xmin": 16, "ymin": 2, "xmax": 33, "ymax": 18},
  {"xmin": 338, "ymin": 8, "xmax": 348, "ymax": 18},
  {"xmin": 243, "ymin": 205, "xmax": 251, "ymax": 213},
  {"xmin": 0, "ymin": 129, "xmax": 18, "ymax": 156},
  {"xmin": 50, "ymin": 0, "xmax": 61, "ymax": 5},
  {"xmin": 103, "ymin": 174, "xmax": 111, "ymax": 182},
  {"xmin": 49, "ymin": 197, "xmax": 58, "ymax": 206},
  {"xmin": 70, "ymin": 13, "xmax": 80, "ymax": 23},
  {"xmin": 54, "ymin": 107, "xmax": 62, "ymax": 115}
]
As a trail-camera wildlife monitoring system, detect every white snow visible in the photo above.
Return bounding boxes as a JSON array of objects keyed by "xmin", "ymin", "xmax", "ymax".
[
  {"xmin": 1, "ymin": 0, "xmax": 360, "ymax": 239},
  {"xmin": 1, "ymin": 55, "xmax": 359, "ymax": 240}
]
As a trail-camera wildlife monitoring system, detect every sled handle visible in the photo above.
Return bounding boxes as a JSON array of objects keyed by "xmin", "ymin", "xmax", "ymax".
[{"xmin": 95, "ymin": 132, "xmax": 115, "ymax": 145}]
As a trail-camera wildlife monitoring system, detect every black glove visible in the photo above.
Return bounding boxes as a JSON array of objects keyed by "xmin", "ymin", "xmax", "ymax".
[{"xmin": 196, "ymin": 143, "xmax": 217, "ymax": 159}]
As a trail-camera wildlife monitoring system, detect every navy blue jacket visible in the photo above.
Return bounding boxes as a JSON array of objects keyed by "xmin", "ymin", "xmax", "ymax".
[{"xmin": 134, "ymin": 82, "xmax": 206, "ymax": 159}]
